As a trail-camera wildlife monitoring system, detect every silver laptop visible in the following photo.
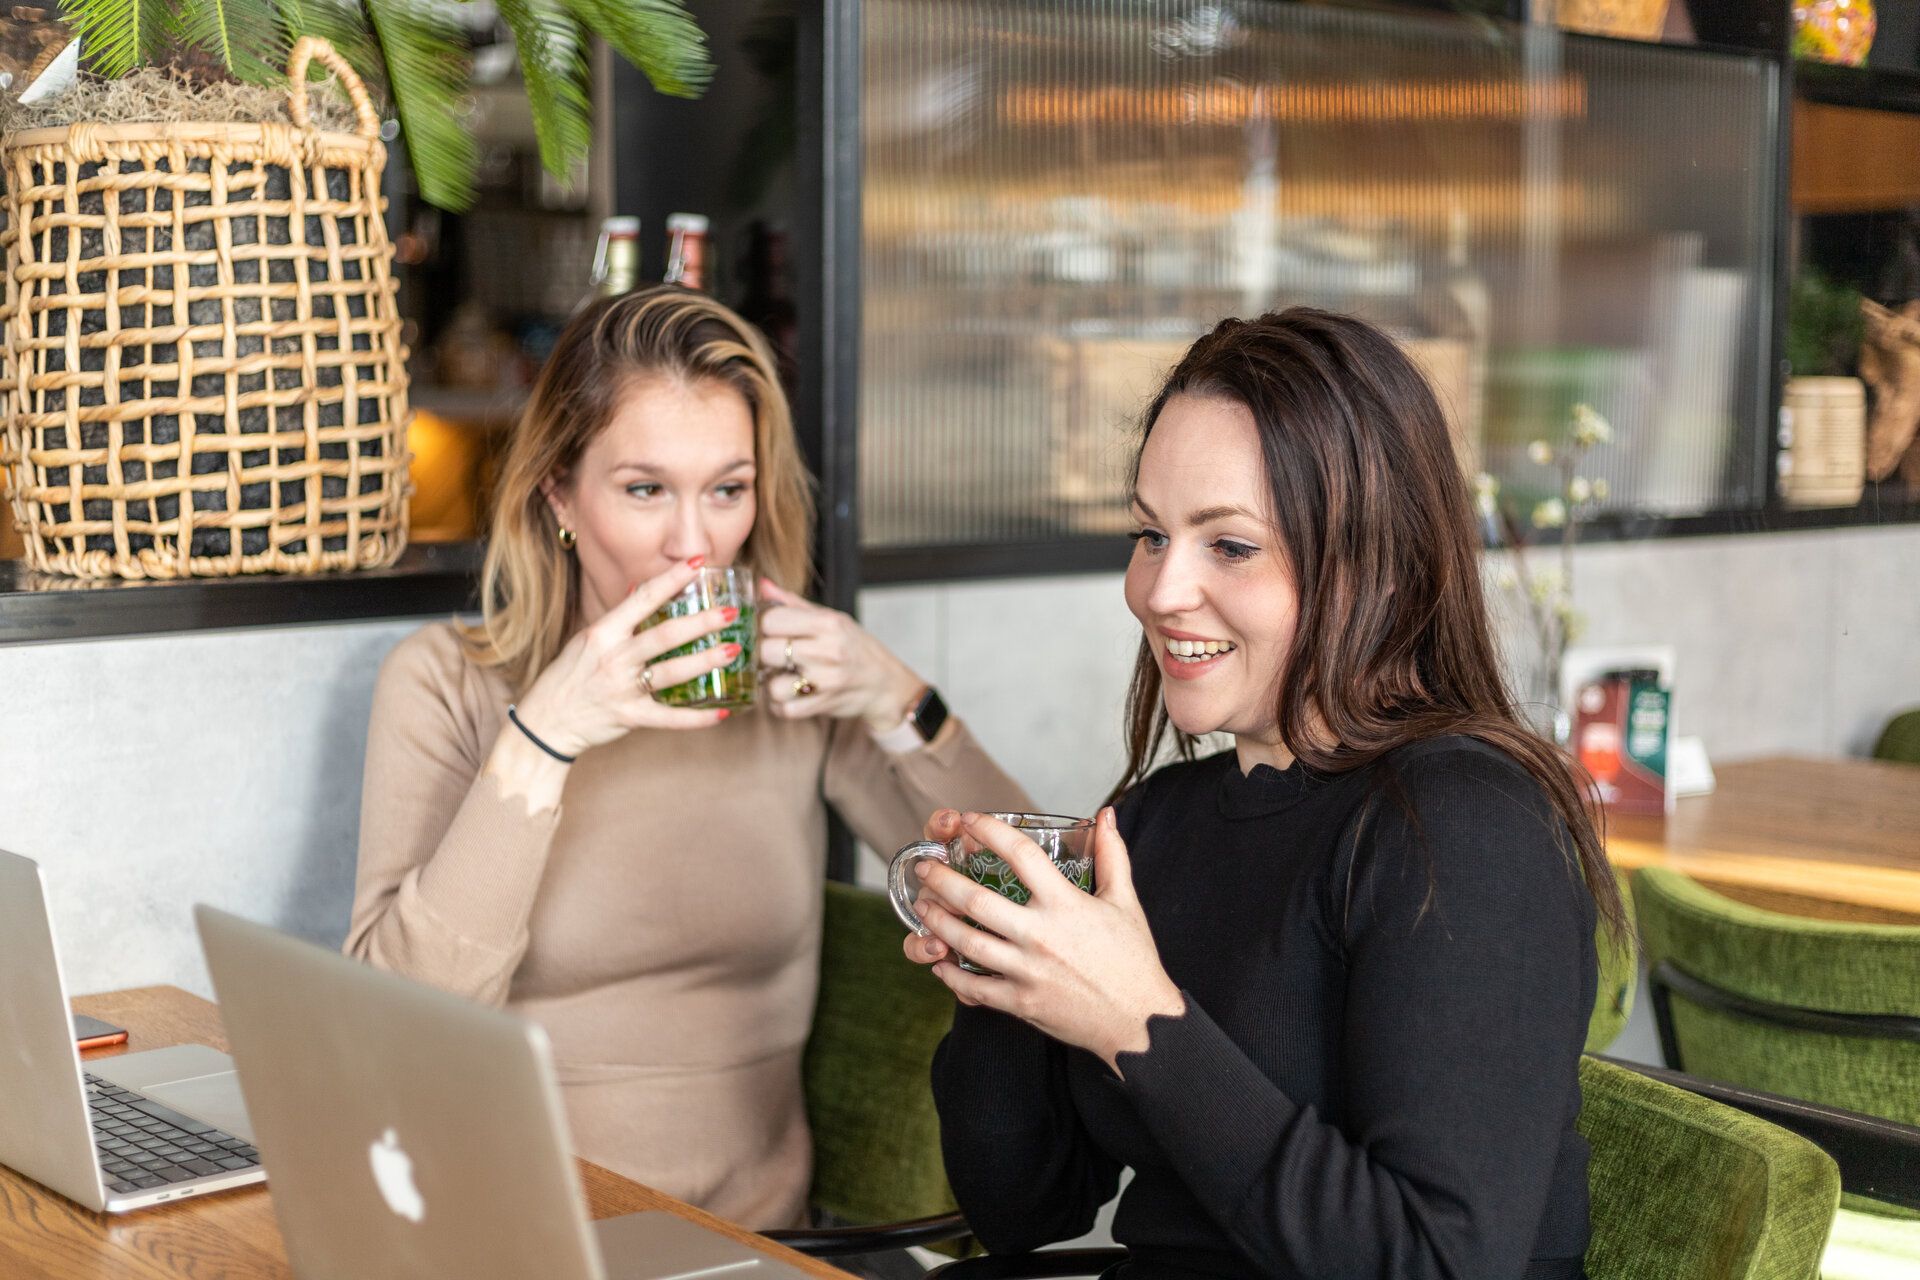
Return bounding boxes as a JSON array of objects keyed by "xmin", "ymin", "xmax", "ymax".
[
  {"xmin": 0, "ymin": 850, "xmax": 263, "ymax": 1211},
  {"xmin": 195, "ymin": 905, "xmax": 813, "ymax": 1280}
]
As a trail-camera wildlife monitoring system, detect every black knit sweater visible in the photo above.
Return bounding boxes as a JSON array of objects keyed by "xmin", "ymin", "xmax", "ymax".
[{"xmin": 931, "ymin": 736, "xmax": 1597, "ymax": 1279}]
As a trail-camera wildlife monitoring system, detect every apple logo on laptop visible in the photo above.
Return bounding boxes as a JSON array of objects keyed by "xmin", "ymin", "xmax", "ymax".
[{"xmin": 369, "ymin": 1128, "xmax": 425, "ymax": 1223}]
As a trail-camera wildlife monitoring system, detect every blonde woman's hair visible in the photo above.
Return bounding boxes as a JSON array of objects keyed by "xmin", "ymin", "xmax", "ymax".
[{"xmin": 464, "ymin": 287, "xmax": 815, "ymax": 693}]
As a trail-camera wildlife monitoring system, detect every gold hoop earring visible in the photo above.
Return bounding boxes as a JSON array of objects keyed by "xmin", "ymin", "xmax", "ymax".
[{"xmin": 558, "ymin": 526, "xmax": 577, "ymax": 550}]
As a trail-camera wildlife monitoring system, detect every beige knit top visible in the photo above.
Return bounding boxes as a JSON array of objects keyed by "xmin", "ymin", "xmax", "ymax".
[{"xmin": 345, "ymin": 623, "xmax": 1030, "ymax": 1228}]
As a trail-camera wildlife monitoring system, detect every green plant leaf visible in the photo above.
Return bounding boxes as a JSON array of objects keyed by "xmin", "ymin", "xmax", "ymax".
[
  {"xmin": 363, "ymin": 0, "xmax": 477, "ymax": 211},
  {"xmin": 276, "ymin": 0, "xmax": 385, "ymax": 92},
  {"xmin": 561, "ymin": 0, "xmax": 712, "ymax": 98},
  {"xmin": 173, "ymin": 0, "xmax": 285, "ymax": 84},
  {"xmin": 495, "ymin": 0, "xmax": 592, "ymax": 189},
  {"xmin": 66, "ymin": 0, "xmax": 173, "ymax": 78}
]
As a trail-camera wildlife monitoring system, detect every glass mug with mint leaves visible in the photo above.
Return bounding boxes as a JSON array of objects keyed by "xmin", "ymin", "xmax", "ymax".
[
  {"xmin": 643, "ymin": 566, "xmax": 757, "ymax": 710},
  {"xmin": 889, "ymin": 813, "xmax": 1096, "ymax": 975}
]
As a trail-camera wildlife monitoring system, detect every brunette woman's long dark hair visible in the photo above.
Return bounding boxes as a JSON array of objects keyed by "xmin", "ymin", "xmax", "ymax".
[{"xmin": 1106, "ymin": 307, "xmax": 1625, "ymax": 938}]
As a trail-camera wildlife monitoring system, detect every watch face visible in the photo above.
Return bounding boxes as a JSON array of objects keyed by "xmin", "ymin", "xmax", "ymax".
[{"xmin": 913, "ymin": 687, "xmax": 949, "ymax": 742}]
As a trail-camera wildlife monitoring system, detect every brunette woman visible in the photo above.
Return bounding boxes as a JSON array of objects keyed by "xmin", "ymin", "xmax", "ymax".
[{"xmin": 906, "ymin": 308, "xmax": 1621, "ymax": 1279}]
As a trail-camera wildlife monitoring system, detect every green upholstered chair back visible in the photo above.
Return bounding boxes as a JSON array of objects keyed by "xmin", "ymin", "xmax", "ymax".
[
  {"xmin": 1631, "ymin": 868, "xmax": 1920, "ymax": 1128},
  {"xmin": 1587, "ymin": 870, "xmax": 1638, "ymax": 1053},
  {"xmin": 1875, "ymin": 710, "xmax": 1920, "ymax": 765},
  {"xmin": 803, "ymin": 881, "xmax": 962, "ymax": 1230},
  {"xmin": 1580, "ymin": 1057, "xmax": 1840, "ymax": 1279}
]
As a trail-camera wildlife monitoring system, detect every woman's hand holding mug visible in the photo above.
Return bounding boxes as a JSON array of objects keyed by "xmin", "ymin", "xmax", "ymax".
[
  {"xmin": 899, "ymin": 808, "xmax": 1187, "ymax": 1075},
  {"xmin": 513, "ymin": 557, "xmax": 743, "ymax": 757},
  {"xmin": 758, "ymin": 579, "xmax": 926, "ymax": 731}
]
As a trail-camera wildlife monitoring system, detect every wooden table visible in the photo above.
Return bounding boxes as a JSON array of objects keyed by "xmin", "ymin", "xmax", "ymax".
[
  {"xmin": 1606, "ymin": 755, "xmax": 1920, "ymax": 924},
  {"xmin": 0, "ymin": 986, "xmax": 853, "ymax": 1279}
]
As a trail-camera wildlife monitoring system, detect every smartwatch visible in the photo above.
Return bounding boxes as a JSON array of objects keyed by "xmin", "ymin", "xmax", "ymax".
[{"xmin": 872, "ymin": 685, "xmax": 949, "ymax": 754}]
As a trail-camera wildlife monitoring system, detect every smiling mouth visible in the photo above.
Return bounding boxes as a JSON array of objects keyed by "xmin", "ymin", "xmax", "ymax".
[{"xmin": 1166, "ymin": 639, "xmax": 1236, "ymax": 664}]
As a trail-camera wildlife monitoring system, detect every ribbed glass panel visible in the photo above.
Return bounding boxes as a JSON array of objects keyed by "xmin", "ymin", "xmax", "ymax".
[{"xmin": 859, "ymin": 0, "xmax": 1776, "ymax": 549}]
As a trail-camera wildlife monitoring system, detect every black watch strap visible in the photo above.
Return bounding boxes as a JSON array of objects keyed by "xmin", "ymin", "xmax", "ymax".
[{"xmin": 910, "ymin": 685, "xmax": 949, "ymax": 743}]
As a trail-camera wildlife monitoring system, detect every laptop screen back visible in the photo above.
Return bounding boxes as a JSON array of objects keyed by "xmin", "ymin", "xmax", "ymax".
[
  {"xmin": 0, "ymin": 850, "xmax": 106, "ymax": 1208},
  {"xmin": 196, "ymin": 906, "xmax": 607, "ymax": 1280}
]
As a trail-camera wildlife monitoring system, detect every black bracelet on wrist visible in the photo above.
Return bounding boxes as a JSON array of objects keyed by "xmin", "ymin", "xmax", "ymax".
[{"xmin": 506, "ymin": 704, "xmax": 576, "ymax": 764}]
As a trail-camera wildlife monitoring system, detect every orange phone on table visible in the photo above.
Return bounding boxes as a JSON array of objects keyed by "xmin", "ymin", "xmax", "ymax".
[{"xmin": 73, "ymin": 1013, "xmax": 129, "ymax": 1050}]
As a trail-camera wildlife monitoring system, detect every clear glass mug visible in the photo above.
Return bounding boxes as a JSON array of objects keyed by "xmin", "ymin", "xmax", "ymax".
[
  {"xmin": 643, "ymin": 566, "xmax": 758, "ymax": 710},
  {"xmin": 889, "ymin": 812, "xmax": 1096, "ymax": 974}
]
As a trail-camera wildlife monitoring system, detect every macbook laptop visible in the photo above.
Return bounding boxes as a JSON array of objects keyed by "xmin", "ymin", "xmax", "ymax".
[
  {"xmin": 0, "ymin": 849, "xmax": 263, "ymax": 1211},
  {"xmin": 195, "ymin": 905, "xmax": 813, "ymax": 1280}
]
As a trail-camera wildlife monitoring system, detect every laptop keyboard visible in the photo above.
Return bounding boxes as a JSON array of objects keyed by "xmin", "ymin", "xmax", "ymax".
[{"xmin": 85, "ymin": 1073, "xmax": 260, "ymax": 1195}]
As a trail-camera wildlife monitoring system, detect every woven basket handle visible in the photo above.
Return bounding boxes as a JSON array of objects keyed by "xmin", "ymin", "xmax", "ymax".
[{"xmin": 287, "ymin": 36, "xmax": 381, "ymax": 140}]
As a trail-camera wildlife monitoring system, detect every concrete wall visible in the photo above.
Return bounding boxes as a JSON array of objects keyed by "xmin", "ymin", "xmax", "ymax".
[{"xmin": 3, "ymin": 523, "xmax": 1915, "ymax": 997}]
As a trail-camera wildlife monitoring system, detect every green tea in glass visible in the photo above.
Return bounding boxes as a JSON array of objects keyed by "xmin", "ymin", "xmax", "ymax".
[
  {"xmin": 644, "ymin": 566, "xmax": 757, "ymax": 710},
  {"xmin": 888, "ymin": 813, "xmax": 1096, "ymax": 975}
]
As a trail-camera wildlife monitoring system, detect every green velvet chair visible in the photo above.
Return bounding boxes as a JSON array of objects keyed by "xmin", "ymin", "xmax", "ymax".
[
  {"xmin": 923, "ymin": 1056, "xmax": 1846, "ymax": 1280},
  {"xmin": 1633, "ymin": 866, "xmax": 1920, "ymax": 1279},
  {"xmin": 1873, "ymin": 709, "xmax": 1920, "ymax": 766},
  {"xmin": 762, "ymin": 881, "xmax": 974, "ymax": 1261},
  {"xmin": 1587, "ymin": 870, "xmax": 1638, "ymax": 1053}
]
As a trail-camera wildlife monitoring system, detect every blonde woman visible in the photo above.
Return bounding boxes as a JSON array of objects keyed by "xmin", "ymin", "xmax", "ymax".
[{"xmin": 346, "ymin": 287, "xmax": 1027, "ymax": 1228}]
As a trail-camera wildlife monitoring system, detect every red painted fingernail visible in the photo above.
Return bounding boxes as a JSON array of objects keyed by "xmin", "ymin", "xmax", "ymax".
[
  {"xmin": 722, "ymin": 643, "xmax": 742, "ymax": 659},
  {"xmin": 688, "ymin": 555, "xmax": 706, "ymax": 569},
  {"xmin": 721, "ymin": 606, "xmax": 739, "ymax": 623},
  {"xmin": 716, "ymin": 709, "xmax": 730, "ymax": 720}
]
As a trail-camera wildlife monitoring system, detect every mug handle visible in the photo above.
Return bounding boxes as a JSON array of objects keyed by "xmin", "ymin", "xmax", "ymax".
[{"xmin": 889, "ymin": 840, "xmax": 950, "ymax": 935}]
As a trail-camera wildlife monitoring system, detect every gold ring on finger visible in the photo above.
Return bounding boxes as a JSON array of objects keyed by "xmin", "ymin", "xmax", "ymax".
[
  {"xmin": 784, "ymin": 638, "xmax": 795, "ymax": 670},
  {"xmin": 640, "ymin": 666, "xmax": 657, "ymax": 698},
  {"xmin": 792, "ymin": 676, "xmax": 815, "ymax": 698}
]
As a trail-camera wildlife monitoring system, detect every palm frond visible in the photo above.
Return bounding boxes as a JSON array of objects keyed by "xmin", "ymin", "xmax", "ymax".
[
  {"xmin": 172, "ymin": 0, "xmax": 285, "ymax": 85},
  {"xmin": 275, "ymin": 0, "xmax": 385, "ymax": 90},
  {"xmin": 66, "ymin": 0, "xmax": 173, "ymax": 79},
  {"xmin": 363, "ymin": 0, "xmax": 477, "ymax": 211},
  {"xmin": 561, "ymin": 0, "xmax": 711, "ymax": 98},
  {"xmin": 494, "ymin": 0, "xmax": 592, "ymax": 188}
]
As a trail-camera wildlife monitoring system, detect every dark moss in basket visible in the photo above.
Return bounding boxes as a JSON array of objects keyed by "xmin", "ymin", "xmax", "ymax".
[
  {"xmin": 190, "ymin": 447, "xmax": 227, "ymax": 475},
  {"xmin": 80, "ymin": 347, "xmax": 105, "ymax": 372},
  {"xmin": 233, "ymin": 258, "xmax": 260, "ymax": 286},
  {"xmin": 80, "ymin": 421, "xmax": 108, "ymax": 450},
  {"xmin": 155, "ymin": 493, "xmax": 179, "ymax": 522},
  {"xmin": 321, "ymin": 474, "xmax": 345, "ymax": 499},
  {"xmin": 47, "ymin": 224, "xmax": 67, "ymax": 260}
]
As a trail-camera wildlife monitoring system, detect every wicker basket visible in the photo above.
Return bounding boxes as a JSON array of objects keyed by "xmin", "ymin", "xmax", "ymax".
[{"xmin": 0, "ymin": 38, "xmax": 411, "ymax": 579}]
